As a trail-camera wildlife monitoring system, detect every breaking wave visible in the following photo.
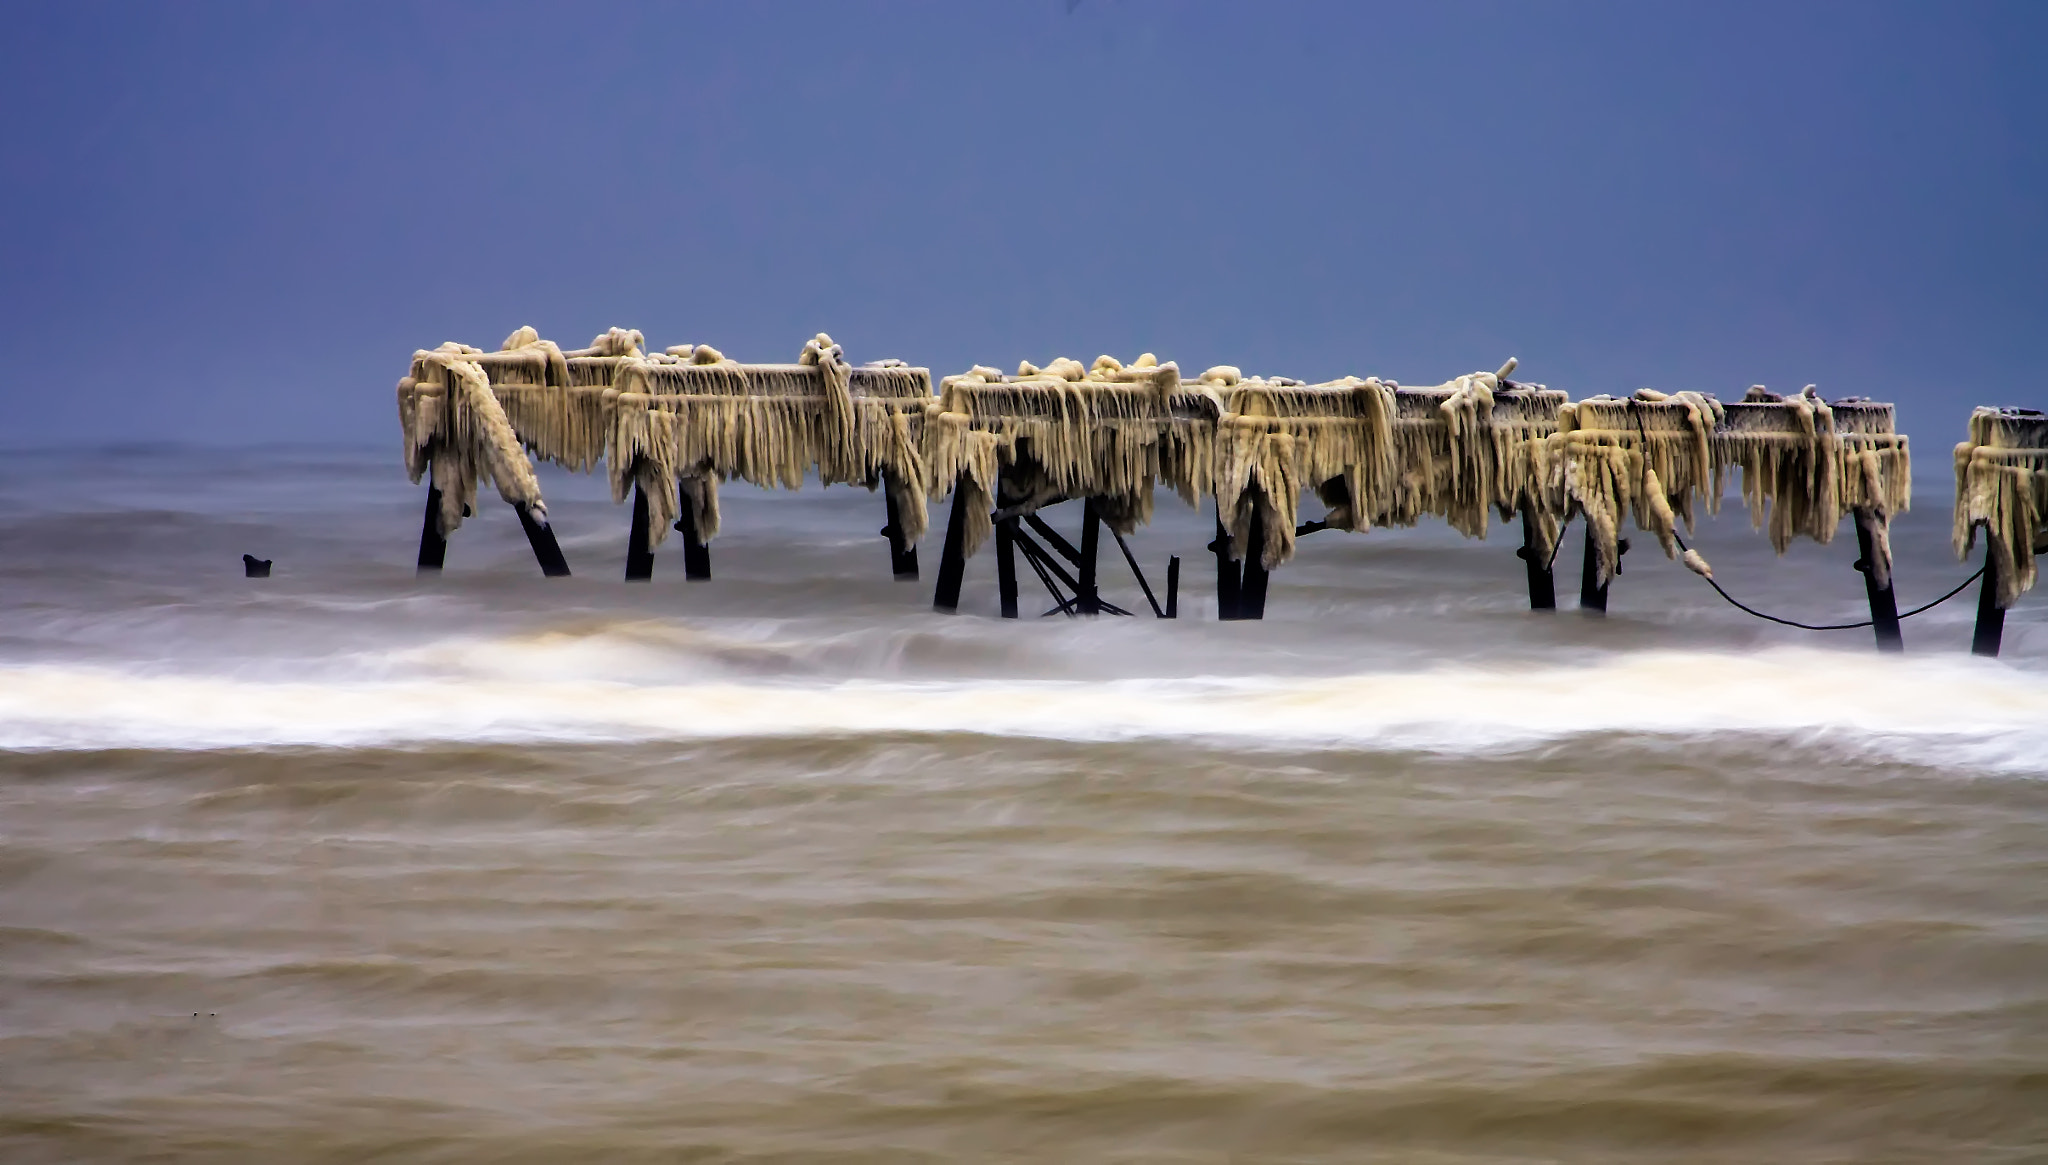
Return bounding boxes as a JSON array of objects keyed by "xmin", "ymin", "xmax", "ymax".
[{"xmin": 1, "ymin": 643, "xmax": 2043, "ymax": 770}]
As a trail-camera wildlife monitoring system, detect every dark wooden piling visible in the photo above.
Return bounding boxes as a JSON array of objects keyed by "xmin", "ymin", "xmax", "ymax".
[
  {"xmin": 1852, "ymin": 510, "xmax": 1903, "ymax": 652},
  {"xmin": 1165, "ymin": 555, "xmax": 1180, "ymax": 618},
  {"xmin": 1214, "ymin": 513, "xmax": 1242, "ymax": 620},
  {"xmin": 1239, "ymin": 507, "xmax": 1271, "ymax": 620},
  {"xmin": 882, "ymin": 474, "xmax": 920, "ymax": 580},
  {"xmin": 1013, "ymin": 527, "xmax": 1087, "ymax": 610},
  {"xmin": 625, "ymin": 484, "xmax": 655, "ymax": 582},
  {"xmin": 1077, "ymin": 499, "xmax": 1102, "ymax": 615},
  {"xmin": 1024, "ymin": 513, "xmax": 1082, "ymax": 564},
  {"xmin": 416, "ymin": 485, "xmax": 448, "ymax": 572},
  {"xmin": 1972, "ymin": 539, "xmax": 2005, "ymax": 658},
  {"xmin": 1519, "ymin": 506, "xmax": 1556, "ymax": 610},
  {"xmin": 932, "ymin": 475, "xmax": 971, "ymax": 613},
  {"xmin": 995, "ymin": 516, "xmax": 1020, "ymax": 619},
  {"xmin": 1110, "ymin": 527, "xmax": 1165, "ymax": 617},
  {"xmin": 515, "ymin": 504, "xmax": 572, "ymax": 578},
  {"xmin": 675, "ymin": 483, "xmax": 710, "ymax": 580},
  {"xmin": 1579, "ymin": 526, "xmax": 1608, "ymax": 613}
]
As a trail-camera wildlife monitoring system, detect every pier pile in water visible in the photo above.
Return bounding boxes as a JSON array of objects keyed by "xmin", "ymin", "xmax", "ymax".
[{"xmin": 1954, "ymin": 406, "xmax": 2048, "ymax": 609}]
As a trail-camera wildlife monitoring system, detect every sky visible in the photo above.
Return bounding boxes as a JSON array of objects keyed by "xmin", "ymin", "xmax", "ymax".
[{"xmin": 1, "ymin": 0, "xmax": 2043, "ymax": 447}]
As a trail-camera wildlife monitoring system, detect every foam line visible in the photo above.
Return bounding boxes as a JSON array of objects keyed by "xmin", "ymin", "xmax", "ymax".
[{"xmin": 0, "ymin": 648, "xmax": 2042, "ymax": 769}]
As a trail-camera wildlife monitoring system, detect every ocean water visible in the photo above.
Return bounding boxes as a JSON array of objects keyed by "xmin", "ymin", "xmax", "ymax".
[{"xmin": 1, "ymin": 446, "xmax": 2043, "ymax": 1163}]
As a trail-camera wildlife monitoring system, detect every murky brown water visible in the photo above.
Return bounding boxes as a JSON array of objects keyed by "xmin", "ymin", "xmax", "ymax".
[{"xmin": 1, "ymin": 449, "xmax": 2043, "ymax": 1161}]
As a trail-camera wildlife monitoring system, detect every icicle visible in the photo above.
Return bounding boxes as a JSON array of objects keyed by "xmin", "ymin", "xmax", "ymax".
[{"xmin": 1953, "ymin": 406, "xmax": 2048, "ymax": 609}]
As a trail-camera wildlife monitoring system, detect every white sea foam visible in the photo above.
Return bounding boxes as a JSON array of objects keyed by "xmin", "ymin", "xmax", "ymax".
[{"xmin": 0, "ymin": 646, "xmax": 2043, "ymax": 770}]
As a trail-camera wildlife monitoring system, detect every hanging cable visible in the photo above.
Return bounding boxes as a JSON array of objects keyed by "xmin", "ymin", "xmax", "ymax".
[{"xmin": 1615, "ymin": 398, "xmax": 1982, "ymax": 630}]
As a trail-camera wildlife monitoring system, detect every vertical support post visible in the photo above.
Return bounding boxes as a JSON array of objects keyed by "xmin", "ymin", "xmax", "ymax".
[
  {"xmin": 1579, "ymin": 525, "xmax": 1608, "ymax": 613},
  {"xmin": 676, "ymin": 482, "xmax": 710, "ymax": 580},
  {"xmin": 995, "ymin": 516, "xmax": 1020, "ymax": 618},
  {"xmin": 1165, "ymin": 555, "xmax": 1180, "ymax": 619},
  {"xmin": 1519, "ymin": 506, "xmax": 1555, "ymax": 611},
  {"xmin": 932, "ymin": 474, "xmax": 971, "ymax": 613},
  {"xmin": 1972, "ymin": 537, "xmax": 2005, "ymax": 658},
  {"xmin": 515, "ymin": 504, "xmax": 572, "ymax": 578},
  {"xmin": 1214, "ymin": 510, "xmax": 1242, "ymax": 621},
  {"xmin": 1240, "ymin": 506, "xmax": 1270, "ymax": 620},
  {"xmin": 1853, "ymin": 510, "xmax": 1902, "ymax": 653},
  {"xmin": 625, "ymin": 484, "xmax": 654, "ymax": 582},
  {"xmin": 1078, "ymin": 498, "xmax": 1102, "ymax": 615},
  {"xmin": 416, "ymin": 484, "xmax": 447, "ymax": 572},
  {"xmin": 882, "ymin": 474, "xmax": 919, "ymax": 580}
]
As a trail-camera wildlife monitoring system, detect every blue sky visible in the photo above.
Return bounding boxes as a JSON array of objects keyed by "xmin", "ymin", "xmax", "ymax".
[{"xmin": 1, "ymin": 1, "xmax": 2042, "ymax": 445}]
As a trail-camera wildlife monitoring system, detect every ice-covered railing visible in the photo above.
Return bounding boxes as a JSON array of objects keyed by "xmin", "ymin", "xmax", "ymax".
[
  {"xmin": 1954, "ymin": 407, "xmax": 2047, "ymax": 655},
  {"xmin": 397, "ymin": 328, "xmax": 933, "ymax": 580},
  {"xmin": 926, "ymin": 355, "xmax": 1182, "ymax": 558},
  {"xmin": 1548, "ymin": 387, "xmax": 1910, "ymax": 607},
  {"xmin": 391, "ymin": 335, "xmax": 1983, "ymax": 648},
  {"xmin": 604, "ymin": 335, "xmax": 932, "ymax": 566}
]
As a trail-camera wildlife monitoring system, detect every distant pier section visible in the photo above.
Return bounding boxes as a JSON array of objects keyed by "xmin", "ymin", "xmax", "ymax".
[{"xmin": 395, "ymin": 328, "xmax": 2040, "ymax": 655}]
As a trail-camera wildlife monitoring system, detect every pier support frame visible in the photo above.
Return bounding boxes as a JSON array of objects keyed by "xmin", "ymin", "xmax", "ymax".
[
  {"xmin": 675, "ymin": 482, "xmax": 710, "ymax": 580},
  {"xmin": 417, "ymin": 485, "xmax": 447, "ymax": 572},
  {"xmin": 1972, "ymin": 535, "xmax": 2006, "ymax": 658},
  {"xmin": 1518, "ymin": 506, "xmax": 1556, "ymax": 610},
  {"xmin": 882, "ymin": 473, "xmax": 919, "ymax": 580},
  {"xmin": 995, "ymin": 515, "xmax": 1020, "ymax": 618},
  {"xmin": 932, "ymin": 474, "xmax": 972, "ymax": 613},
  {"xmin": 625, "ymin": 484, "xmax": 655, "ymax": 581},
  {"xmin": 1852, "ymin": 509, "xmax": 1902, "ymax": 652},
  {"xmin": 1214, "ymin": 511, "xmax": 1242, "ymax": 621},
  {"xmin": 1239, "ymin": 507, "xmax": 1270, "ymax": 620},
  {"xmin": 1579, "ymin": 525, "xmax": 1608, "ymax": 613},
  {"xmin": 418, "ymin": 471, "xmax": 568, "ymax": 578},
  {"xmin": 515, "ymin": 504, "xmax": 572, "ymax": 578},
  {"xmin": 1077, "ymin": 498, "xmax": 1102, "ymax": 615}
]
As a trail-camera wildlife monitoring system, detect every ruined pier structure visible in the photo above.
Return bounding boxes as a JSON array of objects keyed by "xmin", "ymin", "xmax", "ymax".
[{"xmin": 396, "ymin": 328, "xmax": 2042, "ymax": 654}]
